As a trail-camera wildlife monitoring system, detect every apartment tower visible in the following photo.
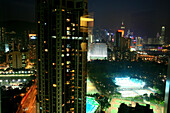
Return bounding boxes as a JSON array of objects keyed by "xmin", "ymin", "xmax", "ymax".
[{"xmin": 36, "ymin": 0, "xmax": 88, "ymax": 113}]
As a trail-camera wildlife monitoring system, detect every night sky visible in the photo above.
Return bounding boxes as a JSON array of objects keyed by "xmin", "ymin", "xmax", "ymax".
[{"xmin": 0, "ymin": 0, "xmax": 170, "ymax": 37}]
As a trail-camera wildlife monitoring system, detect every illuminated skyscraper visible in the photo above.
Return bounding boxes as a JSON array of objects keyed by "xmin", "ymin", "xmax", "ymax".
[
  {"xmin": 36, "ymin": 0, "xmax": 88, "ymax": 113},
  {"xmin": 120, "ymin": 21, "xmax": 125, "ymax": 30},
  {"xmin": 159, "ymin": 26, "xmax": 165, "ymax": 44}
]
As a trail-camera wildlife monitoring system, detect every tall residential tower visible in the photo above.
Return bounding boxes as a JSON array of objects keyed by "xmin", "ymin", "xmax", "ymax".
[{"xmin": 36, "ymin": 0, "xmax": 88, "ymax": 113}]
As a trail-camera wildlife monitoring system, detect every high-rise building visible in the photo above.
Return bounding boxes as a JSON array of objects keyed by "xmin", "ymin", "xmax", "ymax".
[
  {"xmin": 28, "ymin": 34, "xmax": 37, "ymax": 63},
  {"xmin": 6, "ymin": 50, "xmax": 28, "ymax": 69},
  {"xmin": 0, "ymin": 27, "xmax": 5, "ymax": 52},
  {"xmin": 159, "ymin": 26, "xmax": 165, "ymax": 44},
  {"xmin": 36, "ymin": 0, "xmax": 88, "ymax": 113},
  {"xmin": 88, "ymin": 42, "xmax": 107, "ymax": 60}
]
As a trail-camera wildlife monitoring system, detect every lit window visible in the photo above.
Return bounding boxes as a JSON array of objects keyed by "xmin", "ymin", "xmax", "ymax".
[
  {"xmin": 52, "ymin": 36, "xmax": 56, "ymax": 38},
  {"xmin": 66, "ymin": 81, "xmax": 70, "ymax": 85},
  {"xmin": 38, "ymin": 21, "xmax": 40, "ymax": 23},
  {"xmin": 52, "ymin": 63, "xmax": 56, "ymax": 65},
  {"xmin": 44, "ymin": 41, "xmax": 46, "ymax": 43},
  {"xmin": 62, "ymin": 36, "xmax": 66, "ymax": 39},
  {"xmin": 62, "ymin": 9, "xmax": 65, "ymax": 11},
  {"xmin": 67, "ymin": 31, "xmax": 71, "ymax": 35},
  {"xmin": 71, "ymin": 23, "xmax": 75, "ymax": 26},
  {"xmin": 62, "ymin": 63, "xmax": 64, "ymax": 66},
  {"xmin": 72, "ymin": 28, "xmax": 75, "ymax": 30},
  {"xmin": 67, "ymin": 36, "xmax": 70, "ymax": 39},
  {"xmin": 67, "ymin": 69, "xmax": 70, "ymax": 72},
  {"xmin": 67, "ymin": 101, "xmax": 70, "ymax": 104},
  {"xmin": 66, "ymin": 48, "xmax": 69, "ymax": 52},
  {"xmin": 70, "ymin": 108, "xmax": 74, "ymax": 111},
  {"xmin": 66, "ymin": 19, "xmax": 70, "ymax": 22},
  {"xmin": 67, "ymin": 61, "xmax": 71, "ymax": 64},
  {"xmin": 67, "ymin": 27, "xmax": 70, "ymax": 30},
  {"xmin": 79, "ymin": 37, "xmax": 83, "ymax": 40},
  {"xmin": 61, "ymin": 54, "xmax": 64, "ymax": 57},
  {"xmin": 67, "ymin": 53, "xmax": 69, "ymax": 56},
  {"xmin": 45, "ymin": 49, "xmax": 48, "ymax": 52},
  {"xmin": 53, "ymin": 84, "xmax": 56, "ymax": 87}
]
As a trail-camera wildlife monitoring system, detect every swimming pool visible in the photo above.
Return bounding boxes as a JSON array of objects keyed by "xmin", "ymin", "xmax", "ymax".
[{"xmin": 86, "ymin": 96, "xmax": 99, "ymax": 113}]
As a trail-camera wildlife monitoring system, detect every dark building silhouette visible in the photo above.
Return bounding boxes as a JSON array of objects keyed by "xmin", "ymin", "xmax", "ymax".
[
  {"xmin": 118, "ymin": 103, "xmax": 153, "ymax": 113},
  {"xmin": 36, "ymin": 0, "xmax": 88, "ymax": 113}
]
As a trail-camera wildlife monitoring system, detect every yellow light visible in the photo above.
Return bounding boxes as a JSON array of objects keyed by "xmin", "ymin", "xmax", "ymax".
[
  {"xmin": 66, "ymin": 19, "xmax": 70, "ymax": 22},
  {"xmin": 80, "ymin": 17, "xmax": 94, "ymax": 22},
  {"xmin": 29, "ymin": 34, "xmax": 36, "ymax": 37},
  {"xmin": 66, "ymin": 48, "xmax": 69, "ymax": 52},
  {"xmin": 67, "ymin": 27, "xmax": 70, "ymax": 30},
  {"xmin": 53, "ymin": 84, "xmax": 57, "ymax": 87},
  {"xmin": 20, "ymin": 93, "xmax": 25, "ymax": 97},
  {"xmin": 66, "ymin": 61, "xmax": 70, "ymax": 64},
  {"xmin": 66, "ymin": 81, "xmax": 70, "ymax": 85},
  {"xmin": 45, "ymin": 49, "xmax": 48, "ymax": 52}
]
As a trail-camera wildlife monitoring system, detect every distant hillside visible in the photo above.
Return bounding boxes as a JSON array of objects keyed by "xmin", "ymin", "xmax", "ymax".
[{"xmin": 0, "ymin": 20, "xmax": 36, "ymax": 33}]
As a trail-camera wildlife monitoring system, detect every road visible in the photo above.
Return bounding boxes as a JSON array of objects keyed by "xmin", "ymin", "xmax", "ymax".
[{"xmin": 16, "ymin": 81, "xmax": 37, "ymax": 113}]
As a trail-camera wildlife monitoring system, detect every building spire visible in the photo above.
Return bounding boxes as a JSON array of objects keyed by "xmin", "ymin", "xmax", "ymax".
[{"xmin": 121, "ymin": 21, "xmax": 125, "ymax": 30}]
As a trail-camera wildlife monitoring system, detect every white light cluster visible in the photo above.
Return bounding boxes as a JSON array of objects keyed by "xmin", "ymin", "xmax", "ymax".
[{"xmin": 114, "ymin": 77, "xmax": 145, "ymax": 88}]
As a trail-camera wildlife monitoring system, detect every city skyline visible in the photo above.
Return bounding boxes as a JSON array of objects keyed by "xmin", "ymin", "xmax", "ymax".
[
  {"xmin": 0, "ymin": 0, "xmax": 170, "ymax": 113},
  {"xmin": 0, "ymin": 0, "xmax": 170, "ymax": 38}
]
